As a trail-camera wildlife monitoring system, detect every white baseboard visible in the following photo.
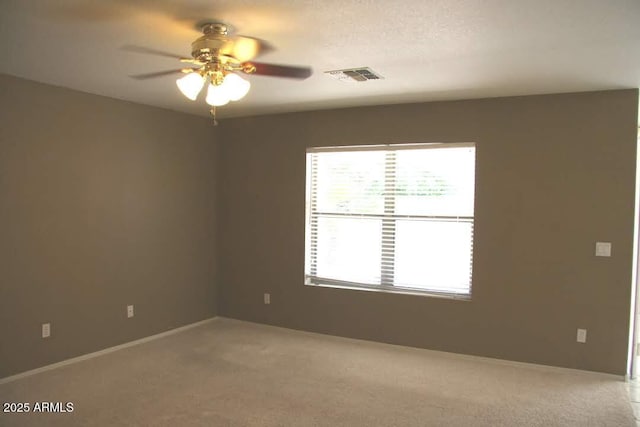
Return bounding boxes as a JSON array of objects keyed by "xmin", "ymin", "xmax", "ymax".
[
  {"xmin": 1, "ymin": 316, "xmax": 625, "ymax": 384},
  {"xmin": 439, "ymin": 348, "xmax": 626, "ymax": 381},
  {"xmin": 219, "ymin": 317, "xmax": 626, "ymax": 381},
  {"xmin": 0, "ymin": 317, "xmax": 218, "ymax": 385}
]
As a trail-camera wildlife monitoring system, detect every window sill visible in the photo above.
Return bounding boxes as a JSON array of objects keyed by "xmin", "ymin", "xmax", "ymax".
[{"xmin": 305, "ymin": 280, "xmax": 471, "ymax": 301}]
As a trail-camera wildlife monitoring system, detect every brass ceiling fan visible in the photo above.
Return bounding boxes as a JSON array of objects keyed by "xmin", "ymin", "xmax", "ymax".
[{"xmin": 126, "ymin": 22, "xmax": 312, "ymax": 123}]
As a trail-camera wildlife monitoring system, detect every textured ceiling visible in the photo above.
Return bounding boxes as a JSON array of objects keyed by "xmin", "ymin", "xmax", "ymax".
[{"xmin": 1, "ymin": 0, "xmax": 639, "ymax": 119}]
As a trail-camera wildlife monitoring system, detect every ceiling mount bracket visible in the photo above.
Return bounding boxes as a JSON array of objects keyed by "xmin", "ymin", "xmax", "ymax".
[{"xmin": 199, "ymin": 22, "xmax": 230, "ymax": 36}]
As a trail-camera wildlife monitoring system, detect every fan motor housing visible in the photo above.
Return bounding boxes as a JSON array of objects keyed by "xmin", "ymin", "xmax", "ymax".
[
  {"xmin": 192, "ymin": 38, "xmax": 226, "ymax": 58},
  {"xmin": 191, "ymin": 22, "xmax": 230, "ymax": 61}
]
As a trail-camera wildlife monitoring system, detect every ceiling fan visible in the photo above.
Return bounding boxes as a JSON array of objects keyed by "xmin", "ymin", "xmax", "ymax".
[{"xmin": 126, "ymin": 22, "xmax": 312, "ymax": 123}]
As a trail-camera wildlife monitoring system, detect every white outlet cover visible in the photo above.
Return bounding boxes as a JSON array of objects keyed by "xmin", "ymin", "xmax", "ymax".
[
  {"xmin": 595, "ymin": 242, "xmax": 611, "ymax": 257},
  {"xmin": 577, "ymin": 328, "xmax": 587, "ymax": 343},
  {"xmin": 42, "ymin": 323, "xmax": 50, "ymax": 338},
  {"xmin": 264, "ymin": 293, "xmax": 270, "ymax": 304},
  {"xmin": 127, "ymin": 305, "xmax": 134, "ymax": 318}
]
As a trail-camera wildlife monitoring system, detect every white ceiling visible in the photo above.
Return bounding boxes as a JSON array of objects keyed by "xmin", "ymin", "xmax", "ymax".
[{"xmin": 1, "ymin": 0, "xmax": 639, "ymax": 119}]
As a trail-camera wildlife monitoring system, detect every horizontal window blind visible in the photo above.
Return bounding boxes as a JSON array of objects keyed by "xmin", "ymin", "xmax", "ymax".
[{"xmin": 305, "ymin": 143, "xmax": 476, "ymax": 296}]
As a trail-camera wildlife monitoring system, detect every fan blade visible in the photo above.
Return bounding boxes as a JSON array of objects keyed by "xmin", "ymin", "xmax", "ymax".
[
  {"xmin": 244, "ymin": 62, "xmax": 312, "ymax": 79},
  {"xmin": 122, "ymin": 45, "xmax": 192, "ymax": 62},
  {"xmin": 220, "ymin": 36, "xmax": 273, "ymax": 62},
  {"xmin": 129, "ymin": 69, "xmax": 192, "ymax": 80}
]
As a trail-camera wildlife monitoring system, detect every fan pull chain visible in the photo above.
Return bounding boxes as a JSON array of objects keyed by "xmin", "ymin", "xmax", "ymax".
[{"xmin": 210, "ymin": 106, "xmax": 219, "ymax": 126}]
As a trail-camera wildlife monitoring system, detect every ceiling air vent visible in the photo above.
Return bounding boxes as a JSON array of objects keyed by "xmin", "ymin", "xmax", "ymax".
[{"xmin": 325, "ymin": 67, "xmax": 384, "ymax": 82}]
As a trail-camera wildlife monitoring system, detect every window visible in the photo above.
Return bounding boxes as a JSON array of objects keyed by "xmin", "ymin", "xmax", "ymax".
[{"xmin": 304, "ymin": 143, "xmax": 476, "ymax": 297}]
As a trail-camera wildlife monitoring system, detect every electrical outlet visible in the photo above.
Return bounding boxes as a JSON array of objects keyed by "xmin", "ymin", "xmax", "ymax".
[
  {"xmin": 42, "ymin": 323, "xmax": 50, "ymax": 338},
  {"xmin": 127, "ymin": 305, "xmax": 134, "ymax": 318},
  {"xmin": 264, "ymin": 293, "xmax": 270, "ymax": 305},
  {"xmin": 577, "ymin": 328, "xmax": 587, "ymax": 343}
]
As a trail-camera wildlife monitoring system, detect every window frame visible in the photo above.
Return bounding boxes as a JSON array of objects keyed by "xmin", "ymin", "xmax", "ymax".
[{"xmin": 304, "ymin": 142, "xmax": 476, "ymax": 300}]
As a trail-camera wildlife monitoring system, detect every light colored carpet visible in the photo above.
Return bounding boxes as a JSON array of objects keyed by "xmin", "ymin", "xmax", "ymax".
[{"xmin": 0, "ymin": 318, "xmax": 635, "ymax": 426}]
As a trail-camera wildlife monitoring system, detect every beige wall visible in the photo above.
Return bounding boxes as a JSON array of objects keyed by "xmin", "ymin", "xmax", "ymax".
[
  {"xmin": 218, "ymin": 89, "xmax": 639, "ymax": 375},
  {"xmin": 0, "ymin": 74, "xmax": 219, "ymax": 378},
  {"xmin": 1, "ymin": 75, "xmax": 637, "ymax": 378}
]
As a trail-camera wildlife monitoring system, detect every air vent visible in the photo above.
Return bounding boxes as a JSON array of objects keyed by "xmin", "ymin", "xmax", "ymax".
[{"xmin": 325, "ymin": 67, "xmax": 384, "ymax": 82}]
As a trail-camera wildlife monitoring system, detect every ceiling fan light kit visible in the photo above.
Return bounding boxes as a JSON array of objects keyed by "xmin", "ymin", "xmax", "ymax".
[
  {"xmin": 177, "ymin": 70, "xmax": 250, "ymax": 105},
  {"xmin": 129, "ymin": 21, "xmax": 312, "ymax": 124}
]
